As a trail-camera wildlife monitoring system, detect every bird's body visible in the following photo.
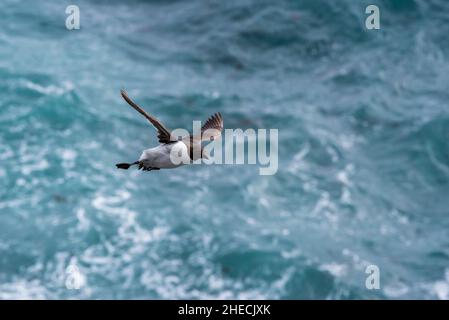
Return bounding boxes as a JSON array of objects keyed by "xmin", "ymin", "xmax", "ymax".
[
  {"xmin": 115, "ymin": 90, "xmax": 223, "ymax": 172},
  {"xmin": 138, "ymin": 142, "xmax": 188, "ymax": 170}
]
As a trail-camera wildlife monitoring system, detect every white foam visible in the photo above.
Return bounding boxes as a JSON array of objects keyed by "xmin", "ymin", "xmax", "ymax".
[
  {"xmin": 20, "ymin": 159, "xmax": 49, "ymax": 175},
  {"xmin": 319, "ymin": 263, "xmax": 347, "ymax": 277},
  {"xmin": 0, "ymin": 279, "xmax": 49, "ymax": 299},
  {"xmin": 384, "ymin": 282, "xmax": 409, "ymax": 298},
  {"xmin": 23, "ymin": 80, "xmax": 74, "ymax": 96}
]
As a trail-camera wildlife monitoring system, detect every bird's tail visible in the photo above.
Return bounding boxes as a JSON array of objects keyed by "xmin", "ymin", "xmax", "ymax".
[{"xmin": 116, "ymin": 161, "xmax": 139, "ymax": 170}]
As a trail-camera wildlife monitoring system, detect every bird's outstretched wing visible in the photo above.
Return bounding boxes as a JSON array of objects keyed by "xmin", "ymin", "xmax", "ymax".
[
  {"xmin": 200, "ymin": 112, "xmax": 223, "ymax": 141},
  {"xmin": 120, "ymin": 89, "xmax": 173, "ymax": 144}
]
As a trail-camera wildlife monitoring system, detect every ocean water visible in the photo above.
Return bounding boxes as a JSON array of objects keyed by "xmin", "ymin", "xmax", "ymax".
[{"xmin": 0, "ymin": 0, "xmax": 449, "ymax": 299}]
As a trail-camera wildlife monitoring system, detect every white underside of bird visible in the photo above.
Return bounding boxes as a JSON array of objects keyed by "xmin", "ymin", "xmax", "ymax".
[{"xmin": 138, "ymin": 142, "xmax": 190, "ymax": 169}]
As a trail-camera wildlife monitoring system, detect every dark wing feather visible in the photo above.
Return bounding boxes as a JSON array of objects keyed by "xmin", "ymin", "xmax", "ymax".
[
  {"xmin": 200, "ymin": 112, "xmax": 223, "ymax": 141},
  {"xmin": 120, "ymin": 89, "xmax": 172, "ymax": 144}
]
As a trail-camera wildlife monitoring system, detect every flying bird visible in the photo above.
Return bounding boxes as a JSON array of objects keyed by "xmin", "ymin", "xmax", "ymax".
[{"xmin": 116, "ymin": 90, "xmax": 223, "ymax": 171}]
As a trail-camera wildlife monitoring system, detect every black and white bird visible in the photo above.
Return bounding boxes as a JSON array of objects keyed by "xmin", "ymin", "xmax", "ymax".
[{"xmin": 116, "ymin": 90, "xmax": 223, "ymax": 171}]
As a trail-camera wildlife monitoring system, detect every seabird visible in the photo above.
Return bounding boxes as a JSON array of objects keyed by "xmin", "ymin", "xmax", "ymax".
[{"xmin": 116, "ymin": 90, "xmax": 223, "ymax": 171}]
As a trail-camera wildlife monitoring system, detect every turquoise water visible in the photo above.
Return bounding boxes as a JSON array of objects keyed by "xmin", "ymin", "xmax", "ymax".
[{"xmin": 1, "ymin": 0, "xmax": 449, "ymax": 299}]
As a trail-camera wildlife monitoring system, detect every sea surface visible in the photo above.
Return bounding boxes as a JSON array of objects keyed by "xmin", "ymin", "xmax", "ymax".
[{"xmin": 0, "ymin": 0, "xmax": 448, "ymax": 299}]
